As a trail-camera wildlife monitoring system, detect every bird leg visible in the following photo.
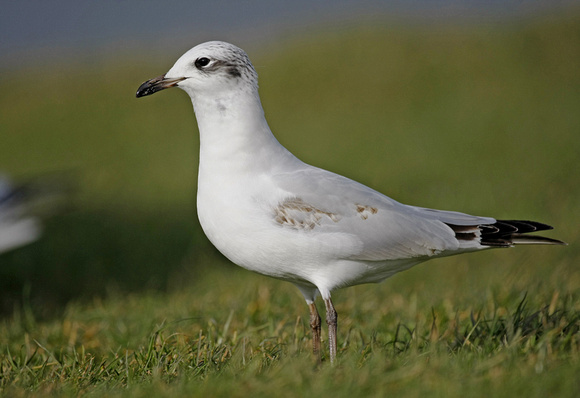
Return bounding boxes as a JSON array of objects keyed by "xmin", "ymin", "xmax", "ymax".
[
  {"xmin": 308, "ymin": 302, "xmax": 322, "ymax": 363},
  {"xmin": 324, "ymin": 297, "xmax": 337, "ymax": 363}
]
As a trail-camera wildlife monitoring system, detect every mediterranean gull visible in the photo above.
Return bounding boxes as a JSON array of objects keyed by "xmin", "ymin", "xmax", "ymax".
[{"xmin": 136, "ymin": 41, "xmax": 565, "ymax": 363}]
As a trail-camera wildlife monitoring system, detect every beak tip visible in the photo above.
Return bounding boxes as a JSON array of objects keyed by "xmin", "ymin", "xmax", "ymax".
[
  {"xmin": 135, "ymin": 88, "xmax": 147, "ymax": 98},
  {"xmin": 136, "ymin": 80, "xmax": 156, "ymax": 98}
]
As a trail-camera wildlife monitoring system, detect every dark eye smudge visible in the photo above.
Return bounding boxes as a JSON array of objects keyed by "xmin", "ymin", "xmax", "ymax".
[
  {"xmin": 206, "ymin": 60, "xmax": 242, "ymax": 78},
  {"xmin": 226, "ymin": 66, "xmax": 242, "ymax": 78}
]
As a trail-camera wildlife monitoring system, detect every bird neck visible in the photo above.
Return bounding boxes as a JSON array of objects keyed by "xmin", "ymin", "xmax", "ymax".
[{"xmin": 191, "ymin": 88, "xmax": 299, "ymax": 174}]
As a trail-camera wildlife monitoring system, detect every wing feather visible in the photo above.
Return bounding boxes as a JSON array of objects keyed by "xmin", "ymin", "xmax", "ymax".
[{"xmin": 272, "ymin": 166, "xmax": 488, "ymax": 261}]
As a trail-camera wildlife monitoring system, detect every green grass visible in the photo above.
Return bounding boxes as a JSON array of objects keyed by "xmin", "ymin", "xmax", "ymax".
[
  {"xmin": 1, "ymin": 268, "xmax": 579, "ymax": 397},
  {"xmin": 1, "ymin": 11, "xmax": 580, "ymax": 397}
]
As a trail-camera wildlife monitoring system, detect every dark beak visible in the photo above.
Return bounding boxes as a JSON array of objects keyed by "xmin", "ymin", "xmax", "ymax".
[{"xmin": 136, "ymin": 74, "xmax": 186, "ymax": 98}]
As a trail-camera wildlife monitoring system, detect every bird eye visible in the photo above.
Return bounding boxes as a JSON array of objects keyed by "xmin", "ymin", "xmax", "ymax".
[{"xmin": 195, "ymin": 57, "xmax": 211, "ymax": 69}]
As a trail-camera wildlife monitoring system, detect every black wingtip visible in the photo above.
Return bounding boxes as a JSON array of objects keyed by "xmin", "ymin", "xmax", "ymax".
[
  {"xmin": 446, "ymin": 219, "xmax": 566, "ymax": 247},
  {"xmin": 481, "ymin": 220, "xmax": 565, "ymax": 247}
]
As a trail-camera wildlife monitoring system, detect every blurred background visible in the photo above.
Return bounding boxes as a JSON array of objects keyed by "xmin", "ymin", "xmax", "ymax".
[{"xmin": 1, "ymin": 0, "xmax": 578, "ymax": 318}]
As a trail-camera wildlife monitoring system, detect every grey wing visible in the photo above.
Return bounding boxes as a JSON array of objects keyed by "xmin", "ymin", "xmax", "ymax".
[{"xmin": 273, "ymin": 166, "xmax": 495, "ymax": 261}]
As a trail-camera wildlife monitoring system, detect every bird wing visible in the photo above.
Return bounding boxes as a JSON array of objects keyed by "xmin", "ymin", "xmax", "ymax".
[{"xmin": 272, "ymin": 166, "xmax": 495, "ymax": 261}]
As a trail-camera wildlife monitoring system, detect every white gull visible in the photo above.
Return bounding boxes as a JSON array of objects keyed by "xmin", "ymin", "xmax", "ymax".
[{"xmin": 136, "ymin": 41, "xmax": 565, "ymax": 363}]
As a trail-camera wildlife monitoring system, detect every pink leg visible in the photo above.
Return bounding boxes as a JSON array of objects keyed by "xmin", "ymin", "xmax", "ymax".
[{"xmin": 324, "ymin": 297, "xmax": 337, "ymax": 363}]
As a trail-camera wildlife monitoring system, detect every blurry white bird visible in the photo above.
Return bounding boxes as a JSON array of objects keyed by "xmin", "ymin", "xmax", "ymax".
[
  {"xmin": 0, "ymin": 173, "xmax": 73, "ymax": 256},
  {"xmin": 0, "ymin": 175, "xmax": 42, "ymax": 255},
  {"xmin": 136, "ymin": 41, "xmax": 565, "ymax": 363}
]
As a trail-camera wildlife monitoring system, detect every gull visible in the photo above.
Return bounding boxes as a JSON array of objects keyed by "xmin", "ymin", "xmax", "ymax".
[
  {"xmin": 136, "ymin": 41, "xmax": 565, "ymax": 363},
  {"xmin": 0, "ymin": 173, "xmax": 73, "ymax": 256},
  {"xmin": 0, "ymin": 175, "xmax": 42, "ymax": 255}
]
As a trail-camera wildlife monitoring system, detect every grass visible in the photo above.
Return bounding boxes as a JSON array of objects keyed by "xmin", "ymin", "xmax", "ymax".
[
  {"xmin": 1, "ymin": 270, "xmax": 579, "ymax": 397},
  {"xmin": 1, "ymin": 10, "xmax": 580, "ymax": 397}
]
